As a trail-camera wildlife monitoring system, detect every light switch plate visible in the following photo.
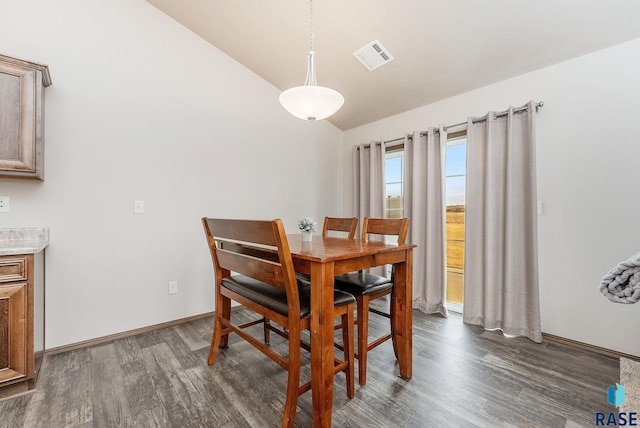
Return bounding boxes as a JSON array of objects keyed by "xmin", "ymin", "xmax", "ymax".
[
  {"xmin": 168, "ymin": 281, "xmax": 178, "ymax": 295},
  {"xmin": 133, "ymin": 200, "xmax": 144, "ymax": 214},
  {"xmin": 0, "ymin": 196, "xmax": 9, "ymax": 213}
]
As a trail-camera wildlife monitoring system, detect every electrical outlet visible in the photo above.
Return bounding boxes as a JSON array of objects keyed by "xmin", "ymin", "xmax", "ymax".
[
  {"xmin": 168, "ymin": 281, "xmax": 178, "ymax": 295},
  {"xmin": 0, "ymin": 196, "xmax": 9, "ymax": 213}
]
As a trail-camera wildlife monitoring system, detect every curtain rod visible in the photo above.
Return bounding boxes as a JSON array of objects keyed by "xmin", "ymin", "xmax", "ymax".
[{"xmin": 361, "ymin": 101, "xmax": 544, "ymax": 147}]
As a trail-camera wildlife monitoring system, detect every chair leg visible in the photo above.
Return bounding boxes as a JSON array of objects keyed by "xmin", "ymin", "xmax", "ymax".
[
  {"xmin": 208, "ymin": 292, "xmax": 231, "ymax": 365},
  {"xmin": 207, "ymin": 314, "xmax": 223, "ymax": 365},
  {"xmin": 263, "ymin": 317, "xmax": 271, "ymax": 345},
  {"xmin": 282, "ymin": 327, "xmax": 301, "ymax": 428},
  {"xmin": 341, "ymin": 303, "xmax": 355, "ymax": 399},
  {"xmin": 357, "ymin": 296, "xmax": 370, "ymax": 386},
  {"xmin": 219, "ymin": 293, "xmax": 232, "ymax": 348}
]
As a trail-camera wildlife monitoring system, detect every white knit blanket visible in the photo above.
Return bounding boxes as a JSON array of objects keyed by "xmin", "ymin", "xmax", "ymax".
[{"xmin": 599, "ymin": 253, "xmax": 640, "ymax": 304}]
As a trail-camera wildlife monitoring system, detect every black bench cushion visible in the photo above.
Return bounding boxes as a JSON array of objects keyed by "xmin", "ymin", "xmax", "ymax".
[{"xmin": 221, "ymin": 275, "xmax": 356, "ymax": 318}]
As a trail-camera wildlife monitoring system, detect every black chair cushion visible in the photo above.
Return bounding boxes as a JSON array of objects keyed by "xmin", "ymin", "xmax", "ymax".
[
  {"xmin": 296, "ymin": 273, "xmax": 311, "ymax": 283},
  {"xmin": 222, "ymin": 275, "xmax": 356, "ymax": 318},
  {"xmin": 333, "ymin": 272, "xmax": 393, "ymax": 296}
]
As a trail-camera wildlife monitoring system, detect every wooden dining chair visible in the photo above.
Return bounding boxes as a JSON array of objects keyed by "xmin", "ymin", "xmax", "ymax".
[
  {"xmin": 334, "ymin": 217, "xmax": 410, "ymax": 386},
  {"xmin": 294, "ymin": 216, "xmax": 359, "ymax": 287},
  {"xmin": 202, "ymin": 218, "xmax": 355, "ymax": 428},
  {"xmin": 322, "ymin": 216, "xmax": 358, "ymax": 239}
]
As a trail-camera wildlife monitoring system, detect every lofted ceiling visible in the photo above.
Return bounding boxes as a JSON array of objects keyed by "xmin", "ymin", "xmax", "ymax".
[{"xmin": 145, "ymin": 0, "xmax": 640, "ymax": 130}]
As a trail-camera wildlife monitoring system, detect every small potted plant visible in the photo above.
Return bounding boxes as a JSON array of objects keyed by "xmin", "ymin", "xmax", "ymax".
[{"xmin": 297, "ymin": 215, "xmax": 317, "ymax": 242}]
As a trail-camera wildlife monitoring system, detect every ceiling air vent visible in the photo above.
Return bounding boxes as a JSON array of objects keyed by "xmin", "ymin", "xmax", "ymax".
[{"xmin": 353, "ymin": 40, "xmax": 394, "ymax": 71}]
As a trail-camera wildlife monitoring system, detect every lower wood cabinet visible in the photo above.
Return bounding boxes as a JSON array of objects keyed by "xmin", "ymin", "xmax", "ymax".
[{"xmin": 0, "ymin": 252, "xmax": 45, "ymax": 397}]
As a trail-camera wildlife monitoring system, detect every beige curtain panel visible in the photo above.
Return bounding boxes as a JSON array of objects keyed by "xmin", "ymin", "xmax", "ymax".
[
  {"xmin": 352, "ymin": 143, "xmax": 386, "ymax": 276},
  {"xmin": 403, "ymin": 128, "xmax": 448, "ymax": 317},
  {"xmin": 463, "ymin": 100, "xmax": 542, "ymax": 343},
  {"xmin": 352, "ymin": 142, "xmax": 385, "ymax": 223}
]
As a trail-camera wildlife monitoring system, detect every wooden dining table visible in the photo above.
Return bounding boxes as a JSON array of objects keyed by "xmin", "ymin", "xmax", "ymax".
[{"xmin": 287, "ymin": 234, "xmax": 416, "ymax": 427}]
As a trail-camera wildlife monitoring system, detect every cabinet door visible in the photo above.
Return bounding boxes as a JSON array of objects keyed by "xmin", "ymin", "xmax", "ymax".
[
  {"xmin": 0, "ymin": 283, "xmax": 27, "ymax": 384},
  {"xmin": 0, "ymin": 54, "xmax": 50, "ymax": 180}
]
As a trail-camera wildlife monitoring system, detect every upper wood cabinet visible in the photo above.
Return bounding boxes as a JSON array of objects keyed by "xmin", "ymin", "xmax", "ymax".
[{"xmin": 0, "ymin": 54, "xmax": 52, "ymax": 180}]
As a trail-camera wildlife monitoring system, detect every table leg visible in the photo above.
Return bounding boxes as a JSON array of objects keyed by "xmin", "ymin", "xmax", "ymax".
[
  {"xmin": 309, "ymin": 261, "xmax": 335, "ymax": 427},
  {"xmin": 393, "ymin": 249, "xmax": 413, "ymax": 380}
]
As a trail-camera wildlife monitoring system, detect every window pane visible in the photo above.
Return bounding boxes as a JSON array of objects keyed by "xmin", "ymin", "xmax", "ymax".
[
  {"xmin": 446, "ymin": 176, "xmax": 465, "ymax": 206},
  {"xmin": 385, "ymin": 152, "xmax": 404, "ymax": 220},
  {"xmin": 385, "ymin": 157, "xmax": 402, "ymax": 183},
  {"xmin": 445, "ymin": 144, "xmax": 466, "ymax": 176},
  {"xmin": 386, "ymin": 183, "xmax": 402, "ymax": 198},
  {"xmin": 385, "ymin": 195, "xmax": 403, "ymax": 219}
]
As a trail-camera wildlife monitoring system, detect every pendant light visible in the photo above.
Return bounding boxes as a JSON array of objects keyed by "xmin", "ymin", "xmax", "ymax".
[{"xmin": 279, "ymin": 0, "xmax": 344, "ymax": 122}]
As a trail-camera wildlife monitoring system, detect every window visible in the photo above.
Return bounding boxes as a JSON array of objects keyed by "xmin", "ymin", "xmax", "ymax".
[
  {"xmin": 384, "ymin": 151, "xmax": 404, "ymax": 219},
  {"xmin": 445, "ymin": 138, "xmax": 466, "ymax": 311}
]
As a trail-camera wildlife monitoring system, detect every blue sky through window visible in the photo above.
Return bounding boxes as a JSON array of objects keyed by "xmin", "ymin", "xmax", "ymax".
[
  {"xmin": 446, "ymin": 143, "xmax": 466, "ymax": 176},
  {"xmin": 446, "ymin": 142, "xmax": 466, "ymax": 206},
  {"xmin": 385, "ymin": 156, "xmax": 403, "ymax": 198}
]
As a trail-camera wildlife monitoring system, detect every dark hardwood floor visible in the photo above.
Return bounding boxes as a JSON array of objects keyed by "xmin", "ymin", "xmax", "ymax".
[{"xmin": 0, "ymin": 304, "xmax": 620, "ymax": 427}]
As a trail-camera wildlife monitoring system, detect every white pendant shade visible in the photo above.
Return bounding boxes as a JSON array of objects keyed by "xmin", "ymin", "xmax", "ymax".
[
  {"xmin": 280, "ymin": 29, "xmax": 344, "ymax": 122},
  {"xmin": 279, "ymin": 85, "xmax": 344, "ymax": 122}
]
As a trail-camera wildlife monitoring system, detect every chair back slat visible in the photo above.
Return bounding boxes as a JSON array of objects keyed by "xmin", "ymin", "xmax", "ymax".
[
  {"xmin": 204, "ymin": 218, "xmax": 279, "ymax": 246},
  {"xmin": 216, "ymin": 249, "xmax": 286, "ymax": 287},
  {"xmin": 220, "ymin": 241, "xmax": 280, "ymax": 263},
  {"xmin": 322, "ymin": 217, "xmax": 358, "ymax": 239},
  {"xmin": 362, "ymin": 217, "xmax": 410, "ymax": 244},
  {"xmin": 202, "ymin": 217, "xmax": 297, "ymax": 292}
]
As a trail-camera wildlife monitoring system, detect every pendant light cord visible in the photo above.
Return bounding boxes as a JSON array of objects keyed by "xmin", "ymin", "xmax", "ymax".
[
  {"xmin": 304, "ymin": 0, "xmax": 317, "ymax": 87},
  {"xmin": 279, "ymin": 0, "xmax": 344, "ymax": 122},
  {"xmin": 309, "ymin": 0, "xmax": 314, "ymax": 52}
]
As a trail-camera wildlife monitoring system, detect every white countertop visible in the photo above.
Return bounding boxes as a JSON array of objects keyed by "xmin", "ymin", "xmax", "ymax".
[{"xmin": 0, "ymin": 227, "xmax": 49, "ymax": 256}]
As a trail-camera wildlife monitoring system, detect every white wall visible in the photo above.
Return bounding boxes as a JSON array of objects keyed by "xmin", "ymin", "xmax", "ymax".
[
  {"xmin": 0, "ymin": 0, "xmax": 344, "ymax": 348},
  {"xmin": 344, "ymin": 39, "xmax": 640, "ymax": 357}
]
